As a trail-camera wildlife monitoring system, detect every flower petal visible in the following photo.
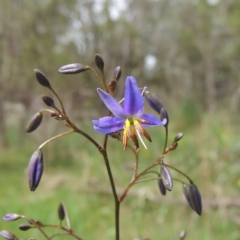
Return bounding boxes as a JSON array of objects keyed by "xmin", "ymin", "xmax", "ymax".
[
  {"xmin": 139, "ymin": 113, "xmax": 167, "ymax": 127},
  {"xmin": 92, "ymin": 117, "xmax": 125, "ymax": 134},
  {"xmin": 124, "ymin": 76, "xmax": 144, "ymax": 116},
  {"xmin": 97, "ymin": 89, "xmax": 126, "ymax": 118}
]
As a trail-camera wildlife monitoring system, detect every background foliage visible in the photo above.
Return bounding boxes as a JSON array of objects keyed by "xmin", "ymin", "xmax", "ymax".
[{"xmin": 0, "ymin": 0, "xmax": 240, "ymax": 239}]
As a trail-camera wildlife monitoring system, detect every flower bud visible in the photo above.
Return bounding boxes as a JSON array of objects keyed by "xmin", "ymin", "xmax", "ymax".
[
  {"xmin": 179, "ymin": 230, "xmax": 187, "ymax": 240},
  {"xmin": 42, "ymin": 95, "xmax": 55, "ymax": 107},
  {"xmin": 57, "ymin": 202, "xmax": 65, "ymax": 221},
  {"xmin": 3, "ymin": 214, "xmax": 21, "ymax": 222},
  {"xmin": 58, "ymin": 63, "xmax": 88, "ymax": 74},
  {"xmin": 157, "ymin": 179, "xmax": 166, "ymax": 195},
  {"xmin": 160, "ymin": 163, "xmax": 173, "ymax": 191},
  {"xmin": 19, "ymin": 224, "xmax": 32, "ymax": 231},
  {"xmin": 183, "ymin": 183, "xmax": 202, "ymax": 215},
  {"xmin": 174, "ymin": 133, "xmax": 184, "ymax": 142},
  {"xmin": 34, "ymin": 69, "xmax": 51, "ymax": 88},
  {"xmin": 0, "ymin": 230, "xmax": 17, "ymax": 240},
  {"xmin": 144, "ymin": 91, "xmax": 169, "ymax": 125},
  {"xmin": 160, "ymin": 107, "xmax": 169, "ymax": 125},
  {"xmin": 28, "ymin": 150, "xmax": 44, "ymax": 191},
  {"xmin": 95, "ymin": 54, "xmax": 104, "ymax": 71},
  {"xmin": 25, "ymin": 112, "xmax": 43, "ymax": 133},
  {"xmin": 114, "ymin": 66, "xmax": 121, "ymax": 81}
]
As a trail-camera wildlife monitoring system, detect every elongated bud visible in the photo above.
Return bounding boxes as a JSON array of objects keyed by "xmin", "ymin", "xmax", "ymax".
[
  {"xmin": 157, "ymin": 179, "xmax": 166, "ymax": 195},
  {"xmin": 160, "ymin": 163, "xmax": 173, "ymax": 191},
  {"xmin": 34, "ymin": 69, "xmax": 51, "ymax": 88},
  {"xmin": 3, "ymin": 214, "xmax": 21, "ymax": 222},
  {"xmin": 57, "ymin": 202, "xmax": 65, "ymax": 221},
  {"xmin": 144, "ymin": 91, "xmax": 169, "ymax": 125},
  {"xmin": 95, "ymin": 54, "xmax": 104, "ymax": 71},
  {"xmin": 25, "ymin": 112, "xmax": 43, "ymax": 133},
  {"xmin": 42, "ymin": 95, "xmax": 55, "ymax": 107},
  {"xmin": 183, "ymin": 183, "xmax": 202, "ymax": 215},
  {"xmin": 174, "ymin": 133, "xmax": 184, "ymax": 142},
  {"xmin": 0, "ymin": 230, "xmax": 17, "ymax": 240},
  {"xmin": 28, "ymin": 150, "xmax": 44, "ymax": 191},
  {"xmin": 179, "ymin": 230, "xmax": 187, "ymax": 240},
  {"xmin": 19, "ymin": 224, "xmax": 32, "ymax": 231},
  {"xmin": 58, "ymin": 63, "xmax": 88, "ymax": 74},
  {"xmin": 114, "ymin": 66, "xmax": 121, "ymax": 81}
]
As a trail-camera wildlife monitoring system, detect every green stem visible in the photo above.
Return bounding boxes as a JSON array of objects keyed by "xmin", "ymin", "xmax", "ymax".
[
  {"xmin": 163, "ymin": 163, "xmax": 193, "ymax": 184},
  {"xmin": 38, "ymin": 130, "xmax": 74, "ymax": 150},
  {"xmin": 101, "ymin": 135, "xmax": 120, "ymax": 240}
]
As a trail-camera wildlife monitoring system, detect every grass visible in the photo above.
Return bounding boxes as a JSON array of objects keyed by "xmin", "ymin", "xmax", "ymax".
[{"xmin": 0, "ymin": 111, "xmax": 240, "ymax": 240}]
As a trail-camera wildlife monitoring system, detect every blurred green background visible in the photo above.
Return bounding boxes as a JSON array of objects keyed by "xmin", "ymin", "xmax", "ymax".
[{"xmin": 0, "ymin": 0, "xmax": 240, "ymax": 239}]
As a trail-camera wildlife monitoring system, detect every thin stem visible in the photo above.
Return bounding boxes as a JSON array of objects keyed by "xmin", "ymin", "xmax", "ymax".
[
  {"xmin": 49, "ymin": 87, "xmax": 67, "ymax": 116},
  {"xmin": 135, "ymin": 177, "xmax": 187, "ymax": 185},
  {"xmin": 37, "ymin": 224, "xmax": 83, "ymax": 240},
  {"xmin": 87, "ymin": 66, "xmax": 108, "ymax": 91},
  {"xmin": 100, "ymin": 135, "xmax": 120, "ymax": 240},
  {"xmin": 100, "ymin": 69, "xmax": 109, "ymax": 92},
  {"xmin": 163, "ymin": 163, "xmax": 193, "ymax": 183},
  {"xmin": 163, "ymin": 125, "xmax": 168, "ymax": 154},
  {"xmin": 38, "ymin": 130, "xmax": 74, "ymax": 150}
]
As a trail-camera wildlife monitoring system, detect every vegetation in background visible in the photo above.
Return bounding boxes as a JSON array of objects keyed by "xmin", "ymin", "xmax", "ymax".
[{"xmin": 0, "ymin": 0, "xmax": 240, "ymax": 239}]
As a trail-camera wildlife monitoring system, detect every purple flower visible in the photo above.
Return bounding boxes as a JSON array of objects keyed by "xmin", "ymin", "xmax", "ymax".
[{"xmin": 92, "ymin": 76, "xmax": 167, "ymax": 149}]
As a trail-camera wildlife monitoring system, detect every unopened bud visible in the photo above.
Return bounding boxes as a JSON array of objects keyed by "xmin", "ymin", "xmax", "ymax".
[
  {"xmin": 19, "ymin": 224, "xmax": 32, "ymax": 231},
  {"xmin": 0, "ymin": 230, "xmax": 17, "ymax": 240},
  {"xmin": 34, "ymin": 69, "xmax": 51, "ymax": 88},
  {"xmin": 42, "ymin": 95, "xmax": 55, "ymax": 107},
  {"xmin": 28, "ymin": 150, "xmax": 44, "ymax": 191},
  {"xmin": 57, "ymin": 202, "xmax": 65, "ymax": 221},
  {"xmin": 174, "ymin": 133, "xmax": 184, "ymax": 142},
  {"xmin": 3, "ymin": 214, "xmax": 21, "ymax": 222},
  {"xmin": 160, "ymin": 163, "xmax": 173, "ymax": 191},
  {"xmin": 183, "ymin": 183, "xmax": 202, "ymax": 215},
  {"xmin": 114, "ymin": 66, "xmax": 121, "ymax": 81},
  {"xmin": 95, "ymin": 54, "xmax": 104, "ymax": 71},
  {"xmin": 144, "ymin": 91, "xmax": 169, "ymax": 125},
  {"xmin": 25, "ymin": 112, "xmax": 43, "ymax": 133},
  {"xmin": 58, "ymin": 63, "xmax": 88, "ymax": 74},
  {"xmin": 157, "ymin": 179, "xmax": 166, "ymax": 196},
  {"xmin": 179, "ymin": 230, "xmax": 187, "ymax": 240}
]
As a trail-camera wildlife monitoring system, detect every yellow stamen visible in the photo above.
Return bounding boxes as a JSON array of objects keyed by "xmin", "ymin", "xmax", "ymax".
[{"xmin": 122, "ymin": 118, "xmax": 151, "ymax": 150}]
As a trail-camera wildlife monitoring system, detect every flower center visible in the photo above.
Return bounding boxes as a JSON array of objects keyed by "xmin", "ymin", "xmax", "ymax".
[{"xmin": 122, "ymin": 117, "xmax": 151, "ymax": 149}]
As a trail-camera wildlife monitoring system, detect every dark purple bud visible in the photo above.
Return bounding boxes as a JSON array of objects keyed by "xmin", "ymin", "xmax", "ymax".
[
  {"xmin": 160, "ymin": 163, "xmax": 173, "ymax": 191},
  {"xmin": 114, "ymin": 66, "xmax": 121, "ymax": 81},
  {"xmin": 19, "ymin": 224, "xmax": 32, "ymax": 231},
  {"xmin": 58, "ymin": 63, "xmax": 88, "ymax": 74},
  {"xmin": 95, "ymin": 54, "xmax": 104, "ymax": 71},
  {"xmin": 157, "ymin": 179, "xmax": 166, "ymax": 195},
  {"xmin": 174, "ymin": 133, "xmax": 184, "ymax": 142},
  {"xmin": 28, "ymin": 150, "xmax": 44, "ymax": 191},
  {"xmin": 144, "ymin": 91, "xmax": 169, "ymax": 125},
  {"xmin": 0, "ymin": 230, "xmax": 17, "ymax": 240},
  {"xmin": 179, "ymin": 230, "xmax": 187, "ymax": 240},
  {"xmin": 3, "ymin": 214, "xmax": 21, "ymax": 222},
  {"xmin": 183, "ymin": 183, "xmax": 202, "ymax": 215},
  {"xmin": 57, "ymin": 202, "xmax": 65, "ymax": 221},
  {"xmin": 34, "ymin": 69, "xmax": 51, "ymax": 88},
  {"xmin": 42, "ymin": 95, "xmax": 55, "ymax": 107},
  {"xmin": 25, "ymin": 112, "xmax": 43, "ymax": 133}
]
